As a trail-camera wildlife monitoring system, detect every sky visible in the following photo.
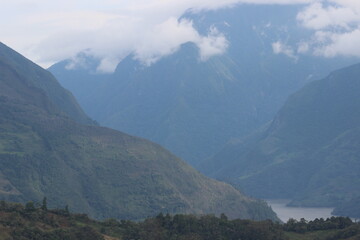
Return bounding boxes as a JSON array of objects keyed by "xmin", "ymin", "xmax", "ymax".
[{"xmin": 1, "ymin": 0, "xmax": 360, "ymax": 72}]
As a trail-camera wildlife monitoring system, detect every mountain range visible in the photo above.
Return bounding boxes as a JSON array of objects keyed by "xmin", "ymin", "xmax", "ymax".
[
  {"xmin": 49, "ymin": 4, "xmax": 358, "ymax": 165},
  {"xmin": 0, "ymin": 42, "xmax": 277, "ymax": 221},
  {"xmin": 201, "ymin": 63, "xmax": 360, "ymax": 218}
]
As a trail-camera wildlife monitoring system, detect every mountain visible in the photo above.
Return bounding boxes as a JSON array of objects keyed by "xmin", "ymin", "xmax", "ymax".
[
  {"xmin": 0, "ymin": 42, "xmax": 277, "ymax": 221},
  {"xmin": 52, "ymin": 43, "xmax": 257, "ymax": 164},
  {"xmin": 49, "ymin": 4, "xmax": 358, "ymax": 165},
  {"xmin": 0, "ymin": 43, "xmax": 94, "ymax": 126},
  {"xmin": 202, "ymin": 63, "xmax": 360, "ymax": 218},
  {"xmin": 332, "ymin": 197, "xmax": 360, "ymax": 219}
]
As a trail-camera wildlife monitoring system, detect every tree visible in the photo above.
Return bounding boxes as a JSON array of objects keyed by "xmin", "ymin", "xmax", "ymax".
[
  {"xmin": 41, "ymin": 197, "xmax": 47, "ymax": 211},
  {"xmin": 25, "ymin": 201, "xmax": 36, "ymax": 212},
  {"xmin": 65, "ymin": 205, "xmax": 70, "ymax": 215}
]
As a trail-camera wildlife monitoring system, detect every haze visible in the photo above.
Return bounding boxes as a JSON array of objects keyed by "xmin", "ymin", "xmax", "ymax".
[{"xmin": 1, "ymin": 0, "xmax": 360, "ymax": 72}]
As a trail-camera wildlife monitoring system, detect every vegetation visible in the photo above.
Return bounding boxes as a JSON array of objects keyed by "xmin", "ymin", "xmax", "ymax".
[
  {"xmin": 0, "ymin": 42, "xmax": 94, "ymax": 125},
  {"xmin": 283, "ymin": 217, "xmax": 353, "ymax": 233},
  {"xmin": 0, "ymin": 201, "xmax": 359, "ymax": 240},
  {"xmin": 0, "ymin": 201, "xmax": 104, "ymax": 240},
  {"xmin": 203, "ymin": 63, "xmax": 360, "ymax": 216},
  {"xmin": 0, "ymin": 42, "xmax": 278, "ymax": 221}
]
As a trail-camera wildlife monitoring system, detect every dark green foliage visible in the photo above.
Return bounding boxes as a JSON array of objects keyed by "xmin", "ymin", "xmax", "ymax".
[
  {"xmin": 0, "ymin": 202, "xmax": 104, "ymax": 240},
  {"xmin": 0, "ymin": 201, "xmax": 359, "ymax": 240},
  {"xmin": 0, "ymin": 42, "xmax": 277, "ymax": 221},
  {"xmin": 64, "ymin": 205, "xmax": 70, "ymax": 215},
  {"xmin": 25, "ymin": 202, "xmax": 36, "ymax": 212},
  {"xmin": 100, "ymin": 214, "xmax": 360, "ymax": 240},
  {"xmin": 11, "ymin": 227, "xmax": 104, "ymax": 240},
  {"xmin": 118, "ymin": 214, "xmax": 286, "ymax": 240},
  {"xmin": 41, "ymin": 197, "xmax": 48, "ymax": 211},
  {"xmin": 284, "ymin": 217, "xmax": 353, "ymax": 233},
  {"xmin": 326, "ymin": 224, "xmax": 360, "ymax": 240}
]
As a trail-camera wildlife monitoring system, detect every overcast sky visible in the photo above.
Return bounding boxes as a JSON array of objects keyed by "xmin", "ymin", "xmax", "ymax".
[{"xmin": 1, "ymin": 0, "xmax": 360, "ymax": 72}]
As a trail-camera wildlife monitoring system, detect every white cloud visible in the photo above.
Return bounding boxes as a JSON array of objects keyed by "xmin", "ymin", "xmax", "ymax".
[
  {"xmin": 297, "ymin": 2, "xmax": 360, "ymax": 30},
  {"xmin": 297, "ymin": 42, "xmax": 310, "ymax": 54},
  {"xmin": 132, "ymin": 19, "xmax": 229, "ymax": 66},
  {"xmin": 197, "ymin": 27, "xmax": 229, "ymax": 61},
  {"xmin": 65, "ymin": 52, "xmax": 93, "ymax": 71},
  {"xmin": 272, "ymin": 41, "xmax": 298, "ymax": 60},
  {"xmin": 296, "ymin": 0, "xmax": 360, "ymax": 58},
  {"xmin": 0, "ymin": 0, "xmax": 317, "ymax": 72},
  {"xmin": 133, "ymin": 18, "xmax": 200, "ymax": 66},
  {"xmin": 314, "ymin": 29, "xmax": 360, "ymax": 57}
]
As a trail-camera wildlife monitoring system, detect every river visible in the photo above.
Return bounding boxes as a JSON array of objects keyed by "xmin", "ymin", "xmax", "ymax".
[{"xmin": 266, "ymin": 199, "xmax": 334, "ymax": 222}]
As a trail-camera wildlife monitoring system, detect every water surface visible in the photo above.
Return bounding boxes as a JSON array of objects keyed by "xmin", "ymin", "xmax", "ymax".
[{"xmin": 266, "ymin": 199, "xmax": 334, "ymax": 222}]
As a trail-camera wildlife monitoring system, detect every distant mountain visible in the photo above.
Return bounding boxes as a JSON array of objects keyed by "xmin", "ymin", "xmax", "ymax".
[
  {"xmin": 0, "ymin": 42, "xmax": 277, "ymax": 221},
  {"xmin": 202, "ymin": 63, "xmax": 360, "ymax": 218},
  {"xmin": 333, "ymin": 197, "xmax": 360, "ymax": 219},
  {"xmin": 52, "ymin": 43, "xmax": 257, "ymax": 164},
  {"xmin": 49, "ymin": 4, "xmax": 358, "ymax": 165}
]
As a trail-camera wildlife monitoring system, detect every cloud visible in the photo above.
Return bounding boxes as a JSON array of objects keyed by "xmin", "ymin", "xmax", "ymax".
[
  {"xmin": 313, "ymin": 29, "xmax": 360, "ymax": 57},
  {"xmin": 297, "ymin": 2, "xmax": 360, "ymax": 30},
  {"xmin": 296, "ymin": 0, "xmax": 360, "ymax": 58},
  {"xmin": 133, "ymin": 18, "xmax": 198, "ymax": 66},
  {"xmin": 0, "ymin": 0, "xmax": 318, "ymax": 72},
  {"xmin": 272, "ymin": 41, "xmax": 298, "ymax": 60},
  {"xmin": 297, "ymin": 42, "xmax": 310, "ymax": 54},
  {"xmin": 197, "ymin": 27, "xmax": 229, "ymax": 61}
]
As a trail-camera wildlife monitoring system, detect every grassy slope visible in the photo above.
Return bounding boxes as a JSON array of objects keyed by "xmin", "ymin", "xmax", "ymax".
[
  {"xmin": 0, "ymin": 42, "xmax": 94, "ymax": 125},
  {"xmin": 0, "ymin": 43, "xmax": 277, "ymax": 221},
  {"xmin": 203, "ymin": 63, "xmax": 360, "ymax": 216}
]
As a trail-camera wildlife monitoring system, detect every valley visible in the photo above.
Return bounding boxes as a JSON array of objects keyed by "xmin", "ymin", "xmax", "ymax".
[
  {"xmin": 0, "ymin": 42, "xmax": 277, "ymax": 221},
  {"xmin": 0, "ymin": 1, "xmax": 360, "ymax": 237}
]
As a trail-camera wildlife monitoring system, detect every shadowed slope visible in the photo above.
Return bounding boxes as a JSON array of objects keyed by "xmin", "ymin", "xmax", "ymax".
[
  {"xmin": 0, "ymin": 43, "xmax": 277, "ymax": 221},
  {"xmin": 203, "ymin": 63, "xmax": 360, "ymax": 218}
]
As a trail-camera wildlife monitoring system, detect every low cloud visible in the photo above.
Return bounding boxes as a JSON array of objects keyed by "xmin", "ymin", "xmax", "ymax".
[
  {"xmin": 0, "ymin": 0, "xmax": 317, "ymax": 72},
  {"xmin": 132, "ymin": 19, "xmax": 229, "ymax": 67},
  {"xmin": 297, "ymin": 2, "xmax": 360, "ymax": 30},
  {"xmin": 313, "ymin": 29, "xmax": 360, "ymax": 57},
  {"xmin": 272, "ymin": 41, "xmax": 298, "ymax": 61},
  {"xmin": 5, "ymin": 0, "xmax": 360, "ymax": 71},
  {"xmin": 197, "ymin": 27, "xmax": 229, "ymax": 61},
  {"xmin": 296, "ymin": 0, "xmax": 360, "ymax": 58}
]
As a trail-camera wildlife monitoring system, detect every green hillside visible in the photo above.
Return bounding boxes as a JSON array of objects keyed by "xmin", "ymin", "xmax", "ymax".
[
  {"xmin": 0, "ymin": 42, "xmax": 94, "ymax": 126},
  {"xmin": 202, "ymin": 63, "xmax": 360, "ymax": 218},
  {"xmin": 0, "ymin": 42, "xmax": 277, "ymax": 221}
]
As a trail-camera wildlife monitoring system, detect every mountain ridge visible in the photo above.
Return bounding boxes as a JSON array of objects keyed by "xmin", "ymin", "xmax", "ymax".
[
  {"xmin": 0, "ymin": 42, "xmax": 278, "ymax": 221},
  {"xmin": 201, "ymin": 63, "xmax": 360, "ymax": 218},
  {"xmin": 49, "ymin": 4, "xmax": 359, "ymax": 165},
  {"xmin": 0, "ymin": 42, "xmax": 95, "ymax": 125}
]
